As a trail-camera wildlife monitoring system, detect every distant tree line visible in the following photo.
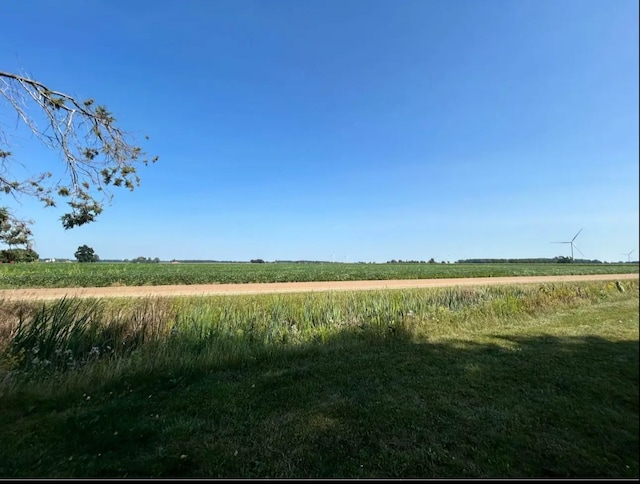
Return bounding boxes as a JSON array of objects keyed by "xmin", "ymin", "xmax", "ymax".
[
  {"xmin": 455, "ymin": 257, "xmax": 605, "ymax": 264},
  {"xmin": 386, "ymin": 259, "xmax": 446, "ymax": 264},
  {"xmin": 274, "ymin": 260, "xmax": 325, "ymax": 264},
  {"xmin": 129, "ymin": 256, "xmax": 160, "ymax": 263}
]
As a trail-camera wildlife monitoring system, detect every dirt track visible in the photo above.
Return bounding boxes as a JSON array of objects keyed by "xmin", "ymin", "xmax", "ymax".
[{"xmin": 1, "ymin": 273, "xmax": 638, "ymax": 301}]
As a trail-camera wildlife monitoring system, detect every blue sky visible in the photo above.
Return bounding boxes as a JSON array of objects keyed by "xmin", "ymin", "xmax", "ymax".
[{"xmin": 1, "ymin": 0, "xmax": 638, "ymax": 262}]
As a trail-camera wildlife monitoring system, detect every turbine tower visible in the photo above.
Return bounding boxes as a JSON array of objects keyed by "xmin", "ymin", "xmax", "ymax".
[{"xmin": 552, "ymin": 228, "xmax": 584, "ymax": 260}]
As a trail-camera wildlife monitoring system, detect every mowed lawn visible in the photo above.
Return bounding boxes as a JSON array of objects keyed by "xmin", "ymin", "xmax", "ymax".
[
  {"xmin": 0, "ymin": 261, "xmax": 638, "ymax": 288},
  {"xmin": 0, "ymin": 280, "xmax": 637, "ymax": 478}
]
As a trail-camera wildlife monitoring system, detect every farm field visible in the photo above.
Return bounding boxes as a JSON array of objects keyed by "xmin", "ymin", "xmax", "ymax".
[
  {"xmin": 0, "ymin": 280, "xmax": 638, "ymax": 478},
  {"xmin": 1, "ymin": 262, "xmax": 638, "ymax": 289}
]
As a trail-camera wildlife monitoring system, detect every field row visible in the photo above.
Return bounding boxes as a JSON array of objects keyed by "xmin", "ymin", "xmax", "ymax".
[{"xmin": 1, "ymin": 262, "xmax": 638, "ymax": 288}]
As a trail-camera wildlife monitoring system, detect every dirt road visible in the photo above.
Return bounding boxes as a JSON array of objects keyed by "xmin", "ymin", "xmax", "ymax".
[{"xmin": 1, "ymin": 273, "xmax": 637, "ymax": 301}]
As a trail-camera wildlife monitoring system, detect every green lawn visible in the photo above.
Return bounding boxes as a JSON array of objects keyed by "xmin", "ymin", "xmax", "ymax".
[
  {"xmin": 0, "ymin": 280, "xmax": 637, "ymax": 477},
  {"xmin": 0, "ymin": 261, "xmax": 637, "ymax": 288}
]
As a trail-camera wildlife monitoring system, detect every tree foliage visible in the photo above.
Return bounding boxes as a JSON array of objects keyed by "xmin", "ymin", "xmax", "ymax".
[
  {"xmin": 0, "ymin": 247, "xmax": 39, "ymax": 263},
  {"xmin": 131, "ymin": 256, "xmax": 160, "ymax": 263},
  {"xmin": 0, "ymin": 207, "xmax": 32, "ymax": 249},
  {"xmin": 75, "ymin": 244, "xmax": 99, "ymax": 263},
  {"xmin": 0, "ymin": 70, "xmax": 157, "ymax": 247}
]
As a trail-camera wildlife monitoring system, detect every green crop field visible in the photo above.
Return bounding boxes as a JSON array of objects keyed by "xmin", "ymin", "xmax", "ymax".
[{"xmin": 0, "ymin": 262, "xmax": 638, "ymax": 288}]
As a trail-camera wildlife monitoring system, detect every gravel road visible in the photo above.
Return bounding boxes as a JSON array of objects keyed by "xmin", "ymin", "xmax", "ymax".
[{"xmin": 1, "ymin": 273, "xmax": 637, "ymax": 301}]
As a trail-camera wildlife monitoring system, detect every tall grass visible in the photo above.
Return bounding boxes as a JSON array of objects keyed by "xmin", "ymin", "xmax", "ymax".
[
  {"xmin": 3, "ymin": 297, "xmax": 175, "ymax": 375},
  {"xmin": 1, "ymin": 279, "xmax": 636, "ymax": 393}
]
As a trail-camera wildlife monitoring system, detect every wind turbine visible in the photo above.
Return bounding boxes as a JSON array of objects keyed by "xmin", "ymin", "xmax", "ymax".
[
  {"xmin": 621, "ymin": 249, "xmax": 636, "ymax": 263},
  {"xmin": 552, "ymin": 228, "xmax": 584, "ymax": 260}
]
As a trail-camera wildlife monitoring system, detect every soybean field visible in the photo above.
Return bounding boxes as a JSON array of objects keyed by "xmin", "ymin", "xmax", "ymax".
[{"xmin": 1, "ymin": 262, "xmax": 638, "ymax": 288}]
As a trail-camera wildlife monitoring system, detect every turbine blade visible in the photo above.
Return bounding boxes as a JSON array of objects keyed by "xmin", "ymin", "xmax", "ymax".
[
  {"xmin": 573, "ymin": 244, "xmax": 584, "ymax": 257},
  {"xmin": 572, "ymin": 228, "xmax": 583, "ymax": 242}
]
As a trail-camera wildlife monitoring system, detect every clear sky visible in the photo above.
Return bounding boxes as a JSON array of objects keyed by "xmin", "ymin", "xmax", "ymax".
[{"xmin": 1, "ymin": 0, "xmax": 638, "ymax": 262}]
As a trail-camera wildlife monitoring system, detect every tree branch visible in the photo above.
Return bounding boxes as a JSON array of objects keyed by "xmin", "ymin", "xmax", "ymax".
[{"xmin": 0, "ymin": 69, "xmax": 158, "ymax": 235}]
